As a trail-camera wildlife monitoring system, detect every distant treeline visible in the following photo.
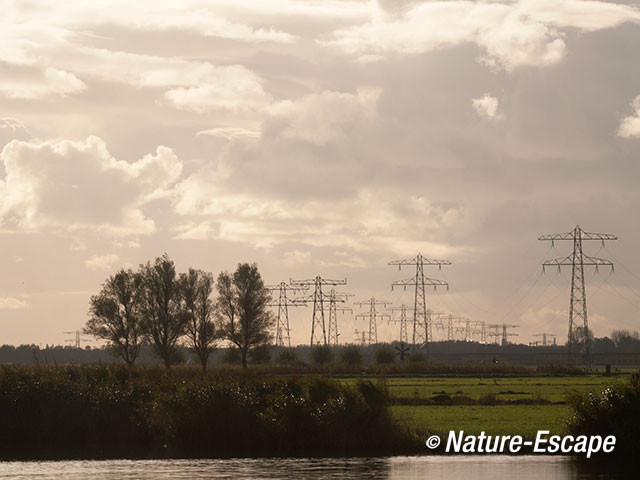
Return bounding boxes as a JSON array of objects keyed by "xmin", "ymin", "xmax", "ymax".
[
  {"xmin": 0, "ymin": 365, "xmax": 412, "ymax": 460},
  {"xmin": 3, "ymin": 336, "xmax": 640, "ymax": 370}
]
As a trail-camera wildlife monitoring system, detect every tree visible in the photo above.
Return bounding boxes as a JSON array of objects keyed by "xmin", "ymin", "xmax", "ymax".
[
  {"xmin": 85, "ymin": 269, "xmax": 143, "ymax": 367},
  {"xmin": 138, "ymin": 254, "xmax": 187, "ymax": 369},
  {"xmin": 216, "ymin": 263, "xmax": 273, "ymax": 368},
  {"xmin": 180, "ymin": 268, "xmax": 217, "ymax": 372}
]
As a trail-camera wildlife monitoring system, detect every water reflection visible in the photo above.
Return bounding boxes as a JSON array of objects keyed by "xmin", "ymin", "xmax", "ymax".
[{"xmin": 0, "ymin": 456, "xmax": 626, "ymax": 479}]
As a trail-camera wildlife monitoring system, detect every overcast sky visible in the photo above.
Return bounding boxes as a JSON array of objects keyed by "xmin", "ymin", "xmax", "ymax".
[{"xmin": 1, "ymin": 0, "xmax": 640, "ymax": 347}]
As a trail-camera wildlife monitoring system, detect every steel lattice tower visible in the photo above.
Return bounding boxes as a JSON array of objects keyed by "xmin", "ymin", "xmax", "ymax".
[
  {"xmin": 266, "ymin": 282, "xmax": 307, "ymax": 347},
  {"xmin": 355, "ymin": 298, "xmax": 391, "ymax": 345},
  {"xmin": 389, "ymin": 253, "xmax": 450, "ymax": 352},
  {"xmin": 327, "ymin": 289, "xmax": 353, "ymax": 346},
  {"xmin": 388, "ymin": 304, "xmax": 412, "ymax": 343},
  {"xmin": 539, "ymin": 225, "xmax": 616, "ymax": 367},
  {"xmin": 290, "ymin": 276, "xmax": 347, "ymax": 346}
]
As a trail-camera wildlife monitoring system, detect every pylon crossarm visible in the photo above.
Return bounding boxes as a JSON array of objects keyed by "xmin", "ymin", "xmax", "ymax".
[
  {"xmin": 389, "ymin": 257, "xmax": 451, "ymax": 266},
  {"xmin": 543, "ymin": 255, "xmax": 614, "ymax": 267},
  {"xmin": 392, "ymin": 277, "xmax": 448, "ymax": 287}
]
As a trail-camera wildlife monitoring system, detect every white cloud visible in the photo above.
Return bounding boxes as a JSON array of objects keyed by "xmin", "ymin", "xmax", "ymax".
[
  {"xmin": 326, "ymin": 0, "xmax": 640, "ymax": 70},
  {"xmin": 0, "ymin": 136, "xmax": 182, "ymax": 236},
  {"xmin": 163, "ymin": 66, "xmax": 271, "ymax": 113},
  {"xmin": 0, "ymin": 297, "xmax": 28, "ymax": 310},
  {"xmin": 83, "ymin": 254, "xmax": 120, "ymax": 271},
  {"xmin": 472, "ymin": 94, "xmax": 503, "ymax": 120},
  {"xmin": 197, "ymin": 127, "xmax": 261, "ymax": 140},
  {"xmin": 618, "ymin": 96, "xmax": 640, "ymax": 138},
  {"xmin": 0, "ymin": 67, "xmax": 86, "ymax": 100}
]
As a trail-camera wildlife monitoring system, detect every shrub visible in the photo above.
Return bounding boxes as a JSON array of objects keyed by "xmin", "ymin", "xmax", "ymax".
[
  {"xmin": 249, "ymin": 344, "xmax": 271, "ymax": 364},
  {"xmin": 276, "ymin": 348, "xmax": 297, "ymax": 364},
  {"xmin": 311, "ymin": 345, "xmax": 333, "ymax": 366},
  {"xmin": 340, "ymin": 345, "xmax": 363, "ymax": 366},
  {"xmin": 374, "ymin": 347, "xmax": 395, "ymax": 365},
  {"xmin": 0, "ymin": 365, "xmax": 409, "ymax": 459},
  {"xmin": 566, "ymin": 371, "xmax": 640, "ymax": 458}
]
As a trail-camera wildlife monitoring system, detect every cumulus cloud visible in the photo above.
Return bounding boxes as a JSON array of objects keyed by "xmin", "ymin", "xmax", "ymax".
[
  {"xmin": 618, "ymin": 96, "xmax": 640, "ymax": 138},
  {"xmin": 326, "ymin": 0, "xmax": 640, "ymax": 70},
  {"xmin": 472, "ymin": 94, "xmax": 503, "ymax": 119},
  {"xmin": 0, "ymin": 297, "xmax": 28, "ymax": 310},
  {"xmin": 83, "ymin": 254, "xmax": 120, "ymax": 271},
  {"xmin": 0, "ymin": 136, "xmax": 182, "ymax": 236}
]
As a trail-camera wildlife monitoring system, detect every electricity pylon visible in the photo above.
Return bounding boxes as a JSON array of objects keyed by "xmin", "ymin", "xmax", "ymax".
[
  {"xmin": 437, "ymin": 314, "xmax": 467, "ymax": 341},
  {"xmin": 355, "ymin": 298, "xmax": 391, "ymax": 345},
  {"xmin": 388, "ymin": 304, "xmax": 413, "ymax": 343},
  {"xmin": 534, "ymin": 333, "xmax": 557, "ymax": 346},
  {"xmin": 488, "ymin": 323, "xmax": 519, "ymax": 346},
  {"xmin": 389, "ymin": 253, "xmax": 450, "ymax": 352},
  {"xmin": 539, "ymin": 225, "xmax": 616, "ymax": 367},
  {"xmin": 290, "ymin": 276, "xmax": 347, "ymax": 346},
  {"xmin": 266, "ymin": 282, "xmax": 307, "ymax": 347},
  {"xmin": 354, "ymin": 329, "xmax": 367, "ymax": 346},
  {"xmin": 327, "ymin": 289, "xmax": 353, "ymax": 346},
  {"xmin": 63, "ymin": 330, "xmax": 89, "ymax": 348}
]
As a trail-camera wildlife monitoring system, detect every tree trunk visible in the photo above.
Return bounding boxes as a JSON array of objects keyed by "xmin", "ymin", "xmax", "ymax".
[
  {"xmin": 241, "ymin": 347, "xmax": 248, "ymax": 368},
  {"xmin": 200, "ymin": 355, "xmax": 207, "ymax": 373}
]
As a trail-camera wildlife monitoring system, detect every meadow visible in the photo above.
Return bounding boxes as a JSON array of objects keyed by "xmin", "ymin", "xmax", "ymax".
[{"xmin": 340, "ymin": 373, "xmax": 630, "ymax": 438}]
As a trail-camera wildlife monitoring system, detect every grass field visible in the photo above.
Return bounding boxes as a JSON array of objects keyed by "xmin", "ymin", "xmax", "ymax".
[
  {"xmin": 340, "ymin": 373, "xmax": 629, "ymax": 438},
  {"xmin": 392, "ymin": 405, "xmax": 571, "ymax": 437},
  {"xmin": 341, "ymin": 373, "xmax": 629, "ymax": 402}
]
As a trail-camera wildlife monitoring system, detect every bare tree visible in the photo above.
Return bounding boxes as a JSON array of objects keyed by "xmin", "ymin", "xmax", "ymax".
[
  {"xmin": 216, "ymin": 263, "xmax": 273, "ymax": 368},
  {"xmin": 139, "ymin": 254, "xmax": 187, "ymax": 369},
  {"xmin": 180, "ymin": 268, "xmax": 217, "ymax": 372},
  {"xmin": 85, "ymin": 269, "xmax": 143, "ymax": 367}
]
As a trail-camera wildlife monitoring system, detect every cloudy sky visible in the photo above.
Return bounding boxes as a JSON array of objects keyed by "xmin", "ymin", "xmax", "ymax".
[{"xmin": 1, "ymin": 0, "xmax": 640, "ymax": 347}]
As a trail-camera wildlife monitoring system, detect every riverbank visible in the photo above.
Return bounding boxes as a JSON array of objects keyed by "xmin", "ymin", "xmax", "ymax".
[{"xmin": 0, "ymin": 365, "xmax": 415, "ymax": 460}]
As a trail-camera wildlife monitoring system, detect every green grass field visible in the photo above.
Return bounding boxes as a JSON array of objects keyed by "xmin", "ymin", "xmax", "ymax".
[
  {"xmin": 392, "ymin": 405, "xmax": 571, "ymax": 437},
  {"xmin": 340, "ymin": 373, "xmax": 628, "ymax": 437}
]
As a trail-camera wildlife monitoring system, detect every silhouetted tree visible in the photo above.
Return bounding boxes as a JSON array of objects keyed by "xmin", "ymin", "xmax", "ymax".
[
  {"xmin": 216, "ymin": 263, "xmax": 273, "ymax": 368},
  {"xmin": 180, "ymin": 268, "xmax": 217, "ymax": 372},
  {"xmin": 85, "ymin": 268, "xmax": 143, "ymax": 367},
  {"xmin": 139, "ymin": 254, "xmax": 187, "ymax": 369}
]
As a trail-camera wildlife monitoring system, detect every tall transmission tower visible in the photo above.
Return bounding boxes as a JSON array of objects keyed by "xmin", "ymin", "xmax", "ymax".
[
  {"xmin": 534, "ymin": 333, "xmax": 557, "ymax": 346},
  {"xmin": 290, "ymin": 276, "xmax": 347, "ymax": 346},
  {"xmin": 388, "ymin": 304, "xmax": 413, "ymax": 343},
  {"xmin": 354, "ymin": 329, "xmax": 367, "ymax": 346},
  {"xmin": 389, "ymin": 253, "xmax": 450, "ymax": 352},
  {"xmin": 488, "ymin": 323, "xmax": 519, "ymax": 346},
  {"xmin": 63, "ymin": 330, "xmax": 89, "ymax": 348},
  {"xmin": 327, "ymin": 290, "xmax": 353, "ymax": 346},
  {"xmin": 438, "ymin": 314, "xmax": 467, "ymax": 341},
  {"xmin": 355, "ymin": 298, "xmax": 391, "ymax": 345},
  {"xmin": 266, "ymin": 282, "xmax": 307, "ymax": 347},
  {"xmin": 539, "ymin": 225, "xmax": 616, "ymax": 366}
]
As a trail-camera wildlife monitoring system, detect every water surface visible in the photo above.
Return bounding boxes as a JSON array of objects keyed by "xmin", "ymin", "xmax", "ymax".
[{"xmin": 0, "ymin": 455, "xmax": 621, "ymax": 479}]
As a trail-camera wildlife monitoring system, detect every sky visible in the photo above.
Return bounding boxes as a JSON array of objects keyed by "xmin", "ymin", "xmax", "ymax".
[{"xmin": 1, "ymin": 0, "xmax": 640, "ymax": 348}]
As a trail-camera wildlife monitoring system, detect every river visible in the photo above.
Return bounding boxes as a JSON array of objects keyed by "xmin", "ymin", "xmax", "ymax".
[{"xmin": 0, "ymin": 455, "xmax": 625, "ymax": 479}]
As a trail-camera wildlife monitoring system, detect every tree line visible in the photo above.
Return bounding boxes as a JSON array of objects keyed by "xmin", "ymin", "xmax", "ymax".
[{"xmin": 85, "ymin": 254, "xmax": 273, "ymax": 370}]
